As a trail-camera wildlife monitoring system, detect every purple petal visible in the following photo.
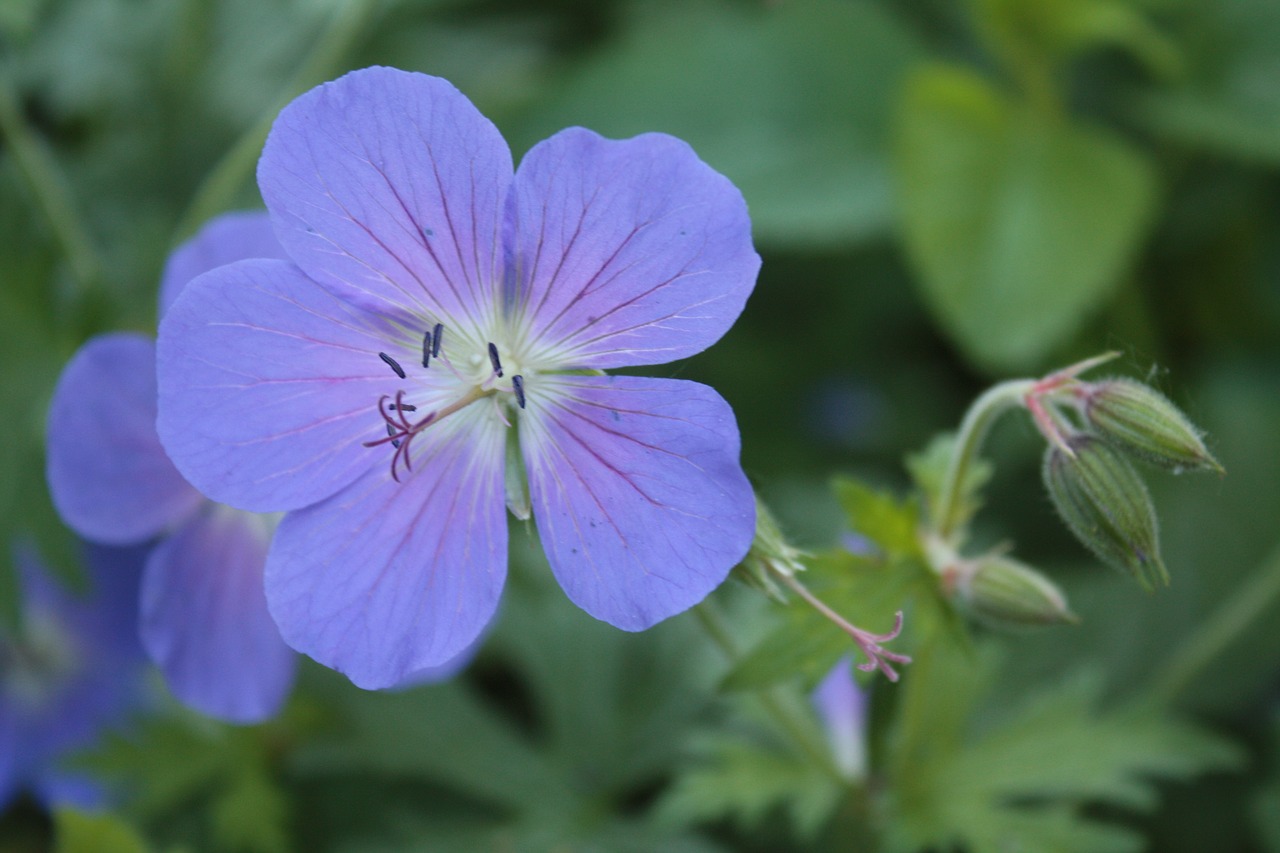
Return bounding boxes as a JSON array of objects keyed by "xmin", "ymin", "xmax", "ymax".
[
  {"xmin": 47, "ymin": 334, "xmax": 203, "ymax": 544},
  {"xmin": 141, "ymin": 508, "xmax": 296, "ymax": 724},
  {"xmin": 521, "ymin": 375, "xmax": 754, "ymax": 630},
  {"xmin": 508, "ymin": 128, "xmax": 759, "ymax": 369},
  {"xmin": 159, "ymin": 210, "xmax": 288, "ymax": 319},
  {"xmin": 156, "ymin": 259, "xmax": 399, "ymax": 513},
  {"xmin": 812, "ymin": 658, "xmax": 867, "ymax": 779},
  {"xmin": 258, "ymin": 66, "xmax": 511, "ymax": 333},
  {"xmin": 266, "ymin": 408, "xmax": 507, "ymax": 689}
]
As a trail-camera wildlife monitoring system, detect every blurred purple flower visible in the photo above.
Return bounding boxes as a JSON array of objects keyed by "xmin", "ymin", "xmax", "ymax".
[
  {"xmin": 155, "ymin": 67, "xmax": 759, "ymax": 689},
  {"xmin": 812, "ymin": 658, "xmax": 867, "ymax": 781},
  {"xmin": 0, "ymin": 545, "xmax": 147, "ymax": 811},
  {"xmin": 46, "ymin": 213, "xmax": 297, "ymax": 724}
]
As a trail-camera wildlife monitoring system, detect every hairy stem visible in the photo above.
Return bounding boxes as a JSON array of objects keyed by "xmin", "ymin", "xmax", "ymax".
[{"xmin": 934, "ymin": 380, "xmax": 1034, "ymax": 542}]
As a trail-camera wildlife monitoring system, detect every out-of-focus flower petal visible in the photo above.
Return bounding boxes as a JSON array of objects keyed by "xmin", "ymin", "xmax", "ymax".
[
  {"xmin": 47, "ymin": 334, "xmax": 203, "ymax": 544},
  {"xmin": 258, "ymin": 66, "xmax": 511, "ymax": 330},
  {"xmin": 267, "ymin": 407, "xmax": 507, "ymax": 689},
  {"xmin": 158, "ymin": 211, "xmax": 288, "ymax": 318},
  {"xmin": 521, "ymin": 374, "xmax": 754, "ymax": 630},
  {"xmin": 157, "ymin": 260, "xmax": 396, "ymax": 513},
  {"xmin": 509, "ymin": 128, "xmax": 758, "ymax": 370},
  {"xmin": 141, "ymin": 508, "xmax": 295, "ymax": 724},
  {"xmin": 812, "ymin": 658, "xmax": 867, "ymax": 780}
]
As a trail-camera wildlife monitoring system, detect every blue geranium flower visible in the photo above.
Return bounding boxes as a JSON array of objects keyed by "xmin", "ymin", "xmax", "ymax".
[
  {"xmin": 0, "ymin": 545, "xmax": 147, "ymax": 810},
  {"xmin": 46, "ymin": 213, "xmax": 297, "ymax": 724},
  {"xmin": 154, "ymin": 66, "xmax": 759, "ymax": 689}
]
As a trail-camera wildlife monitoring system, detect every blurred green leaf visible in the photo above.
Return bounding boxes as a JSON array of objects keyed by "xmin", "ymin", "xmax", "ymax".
[
  {"xmin": 292, "ymin": 548, "xmax": 723, "ymax": 849},
  {"xmin": 655, "ymin": 730, "xmax": 841, "ymax": 839},
  {"xmin": 510, "ymin": 0, "xmax": 921, "ymax": 248},
  {"xmin": 84, "ymin": 715, "xmax": 291, "ymax": 853},
  {"xmin": 887, "ymin": 642, "xmax": 1245, "ymax": 853},
  {"xmin": 895, "ymin": 65, "xmax": 1158, "ymax": 372},
  {"xmin": 1132, "ymin": 0, "xmax": 1280, "ymax": 164},
  {"xmin": 832, "ymin": 476, "xmax": 922, "ymax": 558},
  {"xmin": 974, "ymin": 0, "xmax": 1180, "ymax": 80},
  {"xmin": 53, "ymin": 809, "xmax": 149, "ymax": 853}
]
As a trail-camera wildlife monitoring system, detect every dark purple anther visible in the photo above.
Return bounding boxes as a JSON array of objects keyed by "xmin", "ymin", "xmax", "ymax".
[
  {"xmin": 487, "ymin": 342, "xmax": 503, "ymax": 377},
  {"xmin": 512, "ymin": 375, "xmax": 526, "ymax": 409},
  {"xmin": 386, "ymin": 423, "xmax": 401, "ymax": 448},
  {"xmin": 378, "ymin": 351, "xmax": 406, "ymax": 379},
  {"xmin": 432, "ymin": 323, "xmax": 443, "ymax": 357},
  {"xmin": 421, "ymin": 330, "xmax": 432, "ymax": 369}
]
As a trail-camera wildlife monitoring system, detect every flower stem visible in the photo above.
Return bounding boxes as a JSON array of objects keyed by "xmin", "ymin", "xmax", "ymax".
[
  {"xmin": 934, "ymin": 379, "xmax": 1034, "ymax": 542},
  {"xmin": 1148, "ymin": 542, "xmax": 1280, "ymax": 704},
  {"xmin": 692, "ymin": 600, "xmax": 843, "ymax": 781},
  {"xmin": 174, "ymin": 0, "xmax": 380, "ymax": 240},
  {"xmin": 0, "ymin": 68, "xmax": 102, "ymax": 299}
]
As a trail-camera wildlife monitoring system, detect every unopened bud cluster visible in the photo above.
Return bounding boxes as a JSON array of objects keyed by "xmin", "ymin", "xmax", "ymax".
[{"xmin": 1029, "ymin": 360, "xmax": 1220, "ymax": 590}]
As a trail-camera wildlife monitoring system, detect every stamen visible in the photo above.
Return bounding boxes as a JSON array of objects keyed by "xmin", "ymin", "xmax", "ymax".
[
  {"xmin": 432, "ymin": 323, "xmax": 443, "ymax": 357},
  {"xmin": 487, "ymin": 342, "xmax": 503, "ymax": 377},
  {"xmin": 378, "ymin": 352, "xmax": 406, "ymax": 379},
  {"xmin": 386, "ymin": 423, "xmax": 401, "ymax": 449},
  {"xmin": 512, "ymin": 375, "xmax": 526, "ymax": 409},
  {"xmin": 390, "ymin": 403, "xmax": 417, "ymax": 412},
  {"xmin": 421, "ymin": 331, "xmax": 431, "ymax": 369}
]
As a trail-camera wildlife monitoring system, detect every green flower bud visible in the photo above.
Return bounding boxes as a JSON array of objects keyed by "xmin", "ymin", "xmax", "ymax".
[
  {"xmin": 954, "ymin": 555, "xmax": 1077, "ymax": 628},
  {"xmin": 733, "ymin": 496, "xmax": 806, "ymax": 602},
  {"xmin": 1043, "ymin": 434, "xmax": 1168, "ymax": 590},
  {"xmin": 1083, "ymin": 379, "xmax": 1223, "ymax": 474}
]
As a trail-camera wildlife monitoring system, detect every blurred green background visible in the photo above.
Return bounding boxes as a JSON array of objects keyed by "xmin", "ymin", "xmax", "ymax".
[{"xmin": 2, "ymin": 0, "xmax": 1279, "ymax": 850}]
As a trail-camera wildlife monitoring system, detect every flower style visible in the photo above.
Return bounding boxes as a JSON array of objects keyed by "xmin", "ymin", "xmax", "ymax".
[
  {"xmin": 0, "ymin": 545, "xmax": 147, "ymax": 810},
  {"xmin": 156, "ymin": 67, "xmax": 759, "ymax": 689},
  {"xmin": 46, "ymin": 212, "xmax": 297, "ymax": 724}
]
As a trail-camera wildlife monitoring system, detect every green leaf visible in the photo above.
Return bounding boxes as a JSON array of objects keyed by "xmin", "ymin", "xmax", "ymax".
[
  {"xmin": 1131, "ymin": 0, "xmax": 1280, "ymax": 164},
  {"xmin": 895, "ymin": 65, "xmax": 1159, "ymax": 372},
  {"xmin": 974, "ymin": 0, "xmax": 1180, "ymax": 78},
  {"xmin": 888, "ymin": 642, "xmax": 1246, "ymax": 853},
  {"xmin": 210, "ymin": 760, "xmax": 290, "ymax": 853},
  {"xmin": 655, "ymin": 731, "xmax": 841, "ymax": 839},
  {"xmin": 831, "ymin": 477, "xmax": 921, "ymax": 558},
  {"xmin": 53, "ymin": 810, "xmax": 149, "ymax": 853},
  {"xmin": 509, "ymin": 0, "xmax": 921, "ymax": 248}
]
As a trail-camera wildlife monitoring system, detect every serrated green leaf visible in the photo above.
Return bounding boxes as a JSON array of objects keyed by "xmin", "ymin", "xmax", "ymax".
[
  {"xmin": 895, "ymin": 65, "xmax": 1158, "ymax": 372},
  {"xmin": 888, "ymin": 642, "xmax": 1246, "ymax": 853},
  {"xmin": 831, "ymin": 477, "xmax": 921, "ymax": 558},
  {"xmin": 53, "ymin": 809, "xmax": 149, "ymax": 853},
  {"xmin": 655, "ymin": 732, "xmax": 841, "ymax": 839},
  {"xmin": 509, "ymin": 0, "xmax": 921, "ymax": 248}
]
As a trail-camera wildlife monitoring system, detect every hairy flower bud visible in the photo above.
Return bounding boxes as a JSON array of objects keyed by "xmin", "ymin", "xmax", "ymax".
[
  {"xmin": 954, "ymin": 555, "xmax": 1077, "ymax": 628},
  {"xmin": 1083, "ymin": 379, "xmax": 1223, "ymax": 474},
  {"xmin": 1043, "ymin": 434, "xmax": 1168, "ymax": 590}
]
